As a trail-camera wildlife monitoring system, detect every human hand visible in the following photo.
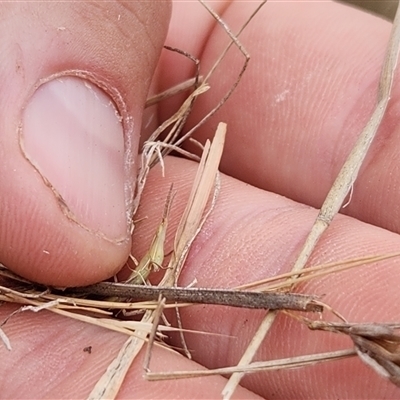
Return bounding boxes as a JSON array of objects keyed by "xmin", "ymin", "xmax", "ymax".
[{"xmin": 1, "ymin": 1, "xmax": 400, "ymax": 398}]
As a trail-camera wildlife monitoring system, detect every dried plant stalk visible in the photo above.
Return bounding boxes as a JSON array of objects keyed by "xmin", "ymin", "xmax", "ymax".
[
  {"xmin": 307, "ymin": 321, "xmax": 400, "ymax": 387},
  {"xmin": 146, "ymin": 348, "xmax": 356, "ymax": 381},
  {"xmin": 174, "ymin": 0, "xmax": 263, "ymax": 147},
  {"xmin": 69, "ymin": 281, "xmax": 323, "ymax": 312},
  {"xmin": 236, "ymin": 252, "xmax": 400, "ymax": 292},
  {"xmin": 161, "ymin": 122, "xmax": 226, "ymax": 286},
  {"xmin": 145, "ymin": 77, "xmax": 202, "ymax": 108}
]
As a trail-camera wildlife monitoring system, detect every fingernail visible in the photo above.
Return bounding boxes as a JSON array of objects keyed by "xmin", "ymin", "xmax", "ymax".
[{"xmin": 20, "ymin": 76, "xmax": 128, "ymax": 241}]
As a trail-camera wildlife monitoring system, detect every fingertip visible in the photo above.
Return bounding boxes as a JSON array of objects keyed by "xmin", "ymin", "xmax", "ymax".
[
  {"xmin": 0, "ymin": 2, "xmax": 170, "ymax": 286},
  {"xmin": 2, "ymin": 72, "xmax": 133, "ymax": 286},
  {"xmin": 1, "ymin": 174, "xmax": 132, "ymax": 286}
]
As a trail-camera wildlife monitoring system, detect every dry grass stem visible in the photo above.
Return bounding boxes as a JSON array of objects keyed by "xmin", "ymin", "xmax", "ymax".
[
  {"xmin": 174, "ymin": 0, "xmax": 263, "ymax": 147},
  {"xmin": 145, "ymin": 76, "xmax": 203, "ymax": 109},
  {"xmin": 70, "ymin": 281, "xmax": 323, "ymax": 312},
  {"xmin": 0, "ymin": 328, "xmax": 11, "ymax": 351},
  {"xmin": 307, "ymin": 321, "xmax": 400, "ymax": 387},
  {"xmin": 162, "ymin": 122, "xmax": 226, "ymax": 286},
  {"xmin": 146, "ymin": 348, "xmax": 356, "ymax": 381},
  {"xmin": 236, "ymin": 252, "xmax": 400, "ymax": 292},
  {"xmin": 143, "ymin": 296, "xmax": 166, "ymax": 373}
]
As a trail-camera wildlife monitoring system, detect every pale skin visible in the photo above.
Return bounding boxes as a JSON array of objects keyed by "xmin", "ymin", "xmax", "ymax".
[{"xmin": 1, "ymin": 1, "xmax": 400, "ymax": 398}]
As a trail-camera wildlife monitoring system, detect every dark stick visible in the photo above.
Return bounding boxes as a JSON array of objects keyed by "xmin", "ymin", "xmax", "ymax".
[{"xmin": 66, "ymin": 282, "xmax": 323, "ymax": 313}]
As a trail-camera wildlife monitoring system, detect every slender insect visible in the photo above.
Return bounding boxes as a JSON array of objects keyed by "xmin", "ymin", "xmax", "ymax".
[{"xmin": 125, "ymin": 185, "xmax": 174, "ymax": 285}]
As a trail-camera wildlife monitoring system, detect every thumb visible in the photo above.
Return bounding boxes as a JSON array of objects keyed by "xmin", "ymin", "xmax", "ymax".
[{"xmin": 0, "ymin": 2, "xmax": 171, "ymax": 286}]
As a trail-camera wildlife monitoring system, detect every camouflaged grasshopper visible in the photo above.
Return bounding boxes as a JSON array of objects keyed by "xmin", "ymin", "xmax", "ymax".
[{"xmin": 125, "ymin": 184, "xmax": 174, "ymax": 285}]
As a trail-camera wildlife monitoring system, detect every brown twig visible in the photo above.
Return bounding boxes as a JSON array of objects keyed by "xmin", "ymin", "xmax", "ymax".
[{"xmin": 65, "ymin": 282, "xmax": 323, "ymax": 313}]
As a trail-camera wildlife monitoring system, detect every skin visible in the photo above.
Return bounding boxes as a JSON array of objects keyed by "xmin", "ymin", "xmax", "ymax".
[{"xmin": 1, "ymin": 1, "xmax": 400, "ymax": 398}]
